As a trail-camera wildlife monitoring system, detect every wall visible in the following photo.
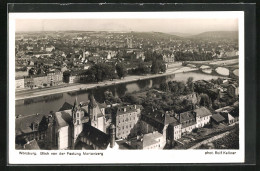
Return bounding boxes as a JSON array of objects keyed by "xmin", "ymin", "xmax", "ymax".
[
  {"xmin": 58, "ymin": 126, "xmax": 71, "ymax": 150},
  {"xmin": 196, "ymin": 115, "xmax": 211, "ymax": 128}
]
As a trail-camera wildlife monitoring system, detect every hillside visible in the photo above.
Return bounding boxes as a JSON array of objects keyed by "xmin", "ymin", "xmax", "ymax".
[
  {"xmin": 190, "ymin": 31, "xmax": 238, "ymax": 40},
  {"xmin": 129, "ymin": 32, "xmax": 182, "ymax": 40},
  {"xmin": 168, "ymin": 32, "xmax": 193, "ymax": 37}
]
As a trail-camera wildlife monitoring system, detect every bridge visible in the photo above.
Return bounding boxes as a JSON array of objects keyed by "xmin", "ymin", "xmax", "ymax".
[{"xmin": 184, "ymin": 58, "xmax": 239, "ymax": 78}]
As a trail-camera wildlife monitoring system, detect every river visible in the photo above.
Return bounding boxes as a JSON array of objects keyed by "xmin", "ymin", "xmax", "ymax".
[{"xmin": 15, "ymin": 71, "xmax": 223, "ymax": 116}]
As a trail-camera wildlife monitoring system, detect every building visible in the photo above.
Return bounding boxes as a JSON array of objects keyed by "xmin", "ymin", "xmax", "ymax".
[
  {"xmin": 163, "ymin": 54, "xmax": 175, "ymax": 63},
  {"xmin": 24, "ymin": 76, "xmax": 34, "ymax": 88},
  {"xmin": 126, "ymin": 38, "xmax": 133, "ymax": 48},
  {"xmin": 15, "ymin": 113, "xmax": 55, "ymax": 150},
  {"xmin": 15, "ymin": 77, "xmax": 25, "ymax": 89},
  {"xmin": 88, "ymin": 95, "xmax": 106, "ymax": 133},
  {"xmin": 68, "ymin": 71, "xmax": 87, "ymax": 83},
  {"xmin": 54, "ymin": 96, "xmax": 115, "ymax": 150},
  {"xmin": 32, "ymin": 75, "xmax": 48, "ymax": 88},
  {"xmin": 75, "ymin": 124, "xmax": 119, "ymax": 150},
  {"xmin": 140, "ymin": 106, "xmax": 212, "ymax": 146},
  {"xmin": 211, "ymin": 114, "xmax": 226, "ymax": 124},
  {"xmin": 130, "ymin": 131, "xmax": 164, "ymax": 150},
  {"xmin": 135, "ymin": 51, "xmax": 145, "ymax": 61},
  {"xmin": 47, "ymin": 70, "xmax": 63, "ymax": 86},
  {"xmin": 107, "ymin": 50, "xmax": 117, "ymax": 59},
  {"xmin": 168, "ymin": 118, "xmax": 182, "ymax": 142},
  {"xmin": 46, "ymin": 45, "xmax": 55, "ymax": 52},
  {"xmin": 140, "ymin": 110, "xmax": 180, "ymax": 148},
  {"xmin": 219, "ymin": 111, "xmax": 235, "ymax": 125},
  {"xmin": 177, "ymin": 111, "xmax": 197, "ymax": 134},
  {"xmin": 54, "ymin": 99, "xmax": 89, "ymax": 149},
  {"xmin": 193, "ymin": 107, "xmax": 212, "ymax": 128},
  {"xmin": 114, "ymin": 105, "xmax": 142, "ymax": 139},
  {"xmin": 227, "ymin": 84, "xmax": 239, "ymax": 97}
]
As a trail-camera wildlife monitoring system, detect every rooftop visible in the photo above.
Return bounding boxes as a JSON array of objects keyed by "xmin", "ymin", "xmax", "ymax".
[
  {"xmin": 194, "ymin": 107, "xmax": 212, "ymax": 118},
  {"xmin": 78, "ymin": 124, "xmax": 110, "ymax": 149},
  {"xmin": 211, "ymin": 114, "xmax": 226, "ymax": 123},
  {"xmin": 15, "ymin": 113, "xmax": 47, "ymax": 136}
]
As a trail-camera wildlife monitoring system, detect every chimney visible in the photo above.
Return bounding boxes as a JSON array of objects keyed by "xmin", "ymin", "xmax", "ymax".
[{"xmin": 109, "ymin": 124, "xmax": 116, "ymax": 148}]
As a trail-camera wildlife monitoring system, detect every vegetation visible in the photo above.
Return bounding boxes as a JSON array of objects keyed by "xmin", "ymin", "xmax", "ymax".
[
  {"xmin": 212, "ymin": 125, "xmax": 239, "ymax": 149},
  {"xmin": 104, "ymin": 90, "xmax": 122, "ymax": 105},
  {"xmin": 151, "ymin": 60, "xmax": 166, "ymax": 74},
  {"xmin": 116, "ymin": 63, "xmax": 128, "ymax": 79},
  {"xmin": 121, "ymin": 77, "xmax": 198, "ymax": 114},
  {"xmin": 174, "ymin": 51, "xmax": 214, "ymax": 61}
]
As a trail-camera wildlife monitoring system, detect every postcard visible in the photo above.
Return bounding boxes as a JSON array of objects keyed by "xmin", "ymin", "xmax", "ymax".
[{"xmin": 8, "ymin": 11, "xmax": 244, "ymax": 164}]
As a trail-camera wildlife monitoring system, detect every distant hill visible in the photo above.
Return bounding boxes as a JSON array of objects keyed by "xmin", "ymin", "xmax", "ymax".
[
  {"xmin": 129, "ymin": 32, "xmax": 182, "ymax": 40},
  {"xmin": 168, "ymin": 32, "xmax": 193, "ymax": 37},
  {"xmin": 190, "ymin": 31, "xmax": 238, "ymax": 40}
]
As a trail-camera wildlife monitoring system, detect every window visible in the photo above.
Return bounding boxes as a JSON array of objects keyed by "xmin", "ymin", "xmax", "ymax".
[
  {"xmin": 77, "ymin": 113, "xmax": 79, "ymax": 117},
  {"xmin": 77, "ymin": 120, "xmax": 79, "ymax": 125}
]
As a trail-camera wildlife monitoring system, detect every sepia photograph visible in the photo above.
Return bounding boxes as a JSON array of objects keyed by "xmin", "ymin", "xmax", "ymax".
[{"xmin": 8, "ymin": 11, "xmax": 244, "ymax": 164}]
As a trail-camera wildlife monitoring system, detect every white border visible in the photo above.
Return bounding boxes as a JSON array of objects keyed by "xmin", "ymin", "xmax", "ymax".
[{"xmin": 8, "ymin": 11, "xmax": 244, "ymax": 164}]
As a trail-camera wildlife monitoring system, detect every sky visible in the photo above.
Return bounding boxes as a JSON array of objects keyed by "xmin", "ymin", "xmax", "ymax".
[{"xmin": 16, "ymin": 18, "xmax": 238, "ymax": 34}]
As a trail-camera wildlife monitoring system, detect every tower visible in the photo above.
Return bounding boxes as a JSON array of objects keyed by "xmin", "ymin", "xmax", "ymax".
[
  {"xmin": 71, "ymin": 97, "xmax": 83, "ymax": 148},
  {"xmin": 126, "ymin": 38, "xmax": 133, "ymax": 48},
  {"xmin": 109, "ymin": 124, "xmax": 116, "ymax": 148},
  {"xmin": 88, "ymin": 94, "xmax": 105, "ymax": 132}
]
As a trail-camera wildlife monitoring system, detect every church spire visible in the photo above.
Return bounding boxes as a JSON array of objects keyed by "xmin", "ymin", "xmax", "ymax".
[
  {"xmin": 72, "ymin": 96, "xmax": 79, "ymax": 112},
  {"xmin": 88, "ymin": 94, "xmax": 97, "ymax": 109}
]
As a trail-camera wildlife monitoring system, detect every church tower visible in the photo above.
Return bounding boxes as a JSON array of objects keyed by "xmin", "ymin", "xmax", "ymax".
[
  {"xmin": 71, "ymin": 97, "xmax": 83, "ymax": 149},
  {"xmin": 88, "ymin": 94, "xmax": 105, "ymax": 132}
]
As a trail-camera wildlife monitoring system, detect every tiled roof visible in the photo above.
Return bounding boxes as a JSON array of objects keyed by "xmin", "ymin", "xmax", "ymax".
[
  {"xmin": 79, "ymin": 124, "xmax": 110, "ymax": 149},
  {"xmin": 55, "ymin": 110, "xmax": 72, "ymax": 128},
  {"xmin": 141, "ymin": 114, "xmax": 165, "ymax": 132},
  {"xmin": 194, "ymin": 107, "xmax": 212, "ymax": 118},
  {"xmin": 179, "ymin": 111, "xmax": 195, "ymax": 123},
  {"xmin": 211, "ymin": 114, "xmax": 225, "ymax": 123},
  {"xmin": 15, "ymin": 113, "xmax": 46, "ymax": 136},
  {"xmin": 179, "ymin": 111, "xmax": 196, "ymax": 128},
  {"xmin": 59, "ymin": 102, "xmax": 73, "ymax": 111}
]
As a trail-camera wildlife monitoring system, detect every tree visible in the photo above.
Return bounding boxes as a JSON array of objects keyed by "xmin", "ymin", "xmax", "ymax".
[
  {"xmin": 187, "ymin": 77, "xmax": 194, "ymax": 92},
  {"xmin": 160, "ymin": 63, "xmax": 166, "ymax": 73},
  {"xmin": 106, "ymin": 65, "xmax": 117, "ymax": 81},
  {"xmin": 151, "ymin": 60, "xmax": 160, "ymax": 74},
  {"xmin": 28, "ymin": 68, "xmax": 35, "ymax": 76},
  {"xmin": 177, "ymin": 82, "xmax": 185, "ymax": 94},
  {"xmin": 116, "ymin": 63, "xmax": 128, "ymax": 79},
  {"xmin": 160, "ymin": 82, "xmax": 169, "ymax": 92},
  {"xmin": 104, "ymin": 90, "xmax": 121, "ymax": 104},
  {"xmin": 168, "ymin": 81, "xmax": 179, "ymax": 95},
  {"xmin": 200, "ymin": 93, "xmax": 210, "ymax": 107},
  {"xmin": 137, "ymin": 62, "xmax": 150, "ymax": 75},
  {"xmin": 151, "ymin": 60, "xmax": 166, "ymax": 74}
]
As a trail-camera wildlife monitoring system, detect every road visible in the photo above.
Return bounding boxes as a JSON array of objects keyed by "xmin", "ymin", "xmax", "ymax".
[{"xmin": 15, "ymin": 63, "xmax": 198, "ymax": 101}]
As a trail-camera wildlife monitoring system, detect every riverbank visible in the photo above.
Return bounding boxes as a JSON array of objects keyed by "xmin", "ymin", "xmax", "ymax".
[{"xmin": 15, "ymin": 66, "xmax": 199, "ymax": 101}]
